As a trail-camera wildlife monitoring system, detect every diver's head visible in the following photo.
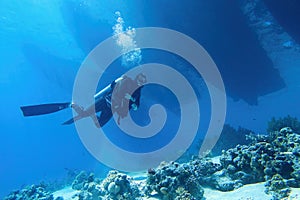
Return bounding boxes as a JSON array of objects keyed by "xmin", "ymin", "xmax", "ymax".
[{"xmin": 135, "ymin": 73, "xmax": 147, "ymax": 86}]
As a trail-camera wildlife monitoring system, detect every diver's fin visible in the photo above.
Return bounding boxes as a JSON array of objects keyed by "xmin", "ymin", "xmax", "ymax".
[
  {"xmin": 20, "ymin": 102, "xmax": 71, "ymax": 116},
  {"xmin": 62, "ymin": 114, "xmax": 100, "ymax": 128},
  {"xmin": 62, "ymin": 114, "xmax": 83, "ymax": 125},
  {"xmin": 62, "ymin": 118, "xmax": 75, "ymax": 125}
]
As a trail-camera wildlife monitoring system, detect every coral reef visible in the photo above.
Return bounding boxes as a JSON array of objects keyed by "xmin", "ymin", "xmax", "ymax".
[
  {"xmin": 145, "ymin": 161, "xmax": 205, "ymax": 200},
  {"xmin": 265, "ymin": 174, "xmax": 291, "ymax": 200},
  {"xmin": 71, "ymin": 171, "xmax": 103, "ymax": 200},
  {"xmin": 72, "ymin": 171, "xmax": 96, "ymax": 191},
  {"xmin": 4, "ymin": 184, "xmax": 57, "ymax": 200},
  {"xmin": 224, "ymin": 128, "xmax": 299, "ymax": 178},
  {"xmin": 220, "ymin": 127, "xmax": 300, "ymax": 199},
  {"xmin": 3, "ymin": 125, "xmax": 300, "ymax": 200},
  {"xmin": 71, "ymin": 170, "xmax": 140, "ymax": 200},
  {"xmin": 267, "ymin": 115, "xmax": 300, "ymax": 133},
  {"xmin": 99, "ymin": 170, "xmax": 140, "ymax": 200},
  {"xmin": 211, "ymin": 124, "xmax": 252, "ymax": 155}
]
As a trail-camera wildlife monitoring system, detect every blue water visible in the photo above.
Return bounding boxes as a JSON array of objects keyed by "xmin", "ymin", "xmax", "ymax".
[{"xmin": 0, "ymin": 0, "xmax": 299, "ymax": 197}]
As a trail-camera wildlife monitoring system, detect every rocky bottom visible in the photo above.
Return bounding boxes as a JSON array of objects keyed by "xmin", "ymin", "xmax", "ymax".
[{"xmin": 4, "ymin": 127, "xmax": 300, "ymax": 200}]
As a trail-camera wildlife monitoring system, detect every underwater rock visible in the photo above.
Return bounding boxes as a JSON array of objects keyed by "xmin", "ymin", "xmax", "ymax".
[
  {"xmin": 219, "ymin": 127, "xmax": 300, "ymax": 198},
  {"xmin": 72, "ymin": 170, "xmax": 140, "ymax": 200},
  {"xmin": 74, "ymin": 191, "xmax": 93, "ymax": 200},
  {"xmin": 286, "ymin": 178, "xmax": 300, "ymax": 188},
  {"xmin": 159, "ymin": 187, "xmax": 168, "ymax": 195},
  {"xmin": 205, "ymin": 169, "xmax": 243, "ymax": 191},
  {"xmin": 265, "ymin": 174, "xmax": 291, "ymax": 200},
  {"xmin": 222, "ymin": 129, "xmax": 300, "ymax": 180},
  {"xmin": 146, "ymin": 161, "xmax": 204, "ymax": 199},
  {"xmin": 107, "ymin": 182, "xmax": 120, "ymax": 194},
  {"xmin": 4, "ymin": 184, "xmax": 55, "ymax": 200},
  {"xmin": 70, "ymin": 171, "xmax": 104, "ymax": 200},
  {"xmin": 72, "ymin": 171, "xmax": 95, "ymax": 191},
  {"xmin": 280, "ymin": 127, "xmax": 293, "ymax": 134},
  {"xmin": 4, "ymin": 121, "xmax": 300, "ymax": 199},
  {"xmin": 291, "ymin": 160, "xmax": 300, "ymax": 184},
  {"xmin": 189, "ymin": 157, "xmax": 222, "ymax": 178},
  {"xmin": 174, "ymin": 187, "xmax": 196, "ymax": 200},
  {"xmin": 100, "ymin": 170, "xmax": 140, "ymax": 200}
]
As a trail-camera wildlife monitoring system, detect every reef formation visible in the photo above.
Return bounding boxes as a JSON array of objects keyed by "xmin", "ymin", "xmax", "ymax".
[
  {"xmin": 4, "ymin": 126, "xmax": 300, "ymax": 200},
  {"xmin": 4, "ymin": 184, "xmax": 55, "ymax": 200},
  {"xmin": 220, "ymin": 127, "xmax": 300, "ymax": 199}
]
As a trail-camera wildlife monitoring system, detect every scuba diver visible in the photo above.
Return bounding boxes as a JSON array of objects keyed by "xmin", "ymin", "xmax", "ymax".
[{"xmin": 20, "ymin": 73, "xmax": 147, "ymax": 128}]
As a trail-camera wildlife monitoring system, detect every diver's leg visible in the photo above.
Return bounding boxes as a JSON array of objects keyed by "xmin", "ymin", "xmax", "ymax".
[
  {"xmin": 91, "ymin": 115, "xmax": 100, "ymax": 128},
  {"xmin": 98, "ymin": 108, "xmax": 113, "ymax": 127},
  {"xmin": 71, "ymin": 103, "xmax": 85, "ymax": 115}
]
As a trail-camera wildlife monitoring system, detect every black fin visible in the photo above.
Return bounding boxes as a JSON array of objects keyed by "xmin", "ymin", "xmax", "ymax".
[
  {"xmin": 62, "ymin": 118, "xmax": 75, "ymax": 125},
  {"xmin": 62, "ymin": 114, "xmax": 83, "ymax": 125},
  {"xmin": 20, "ymin": 102, "xmax": 70, "ymax": 116}
]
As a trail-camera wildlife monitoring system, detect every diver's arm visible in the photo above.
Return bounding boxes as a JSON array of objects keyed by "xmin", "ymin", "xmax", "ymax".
[
  {"xmin": 129, "ymin": 87, "xmax": 142, "ymax": 110},
  {"xmin": 125, "ymin": 93, "xmax": 135, "ymax": 102}
]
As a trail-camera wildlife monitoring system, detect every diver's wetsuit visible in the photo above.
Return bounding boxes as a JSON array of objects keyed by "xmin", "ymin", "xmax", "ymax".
[{"xmin": 96, "ymin": 78, "xmax": 142, "ymax": 127}]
